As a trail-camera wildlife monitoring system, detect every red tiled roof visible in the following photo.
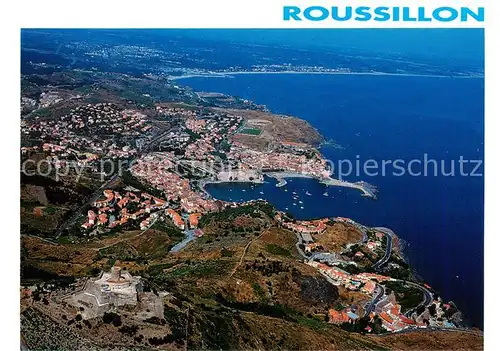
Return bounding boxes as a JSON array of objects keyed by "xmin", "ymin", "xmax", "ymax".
[
  {"xmin": 390, "ymin": 305, "xmax": 401, "ymax": 316},
  {"xmin": 379, "ymin": 312, "xmax": 394, "ymax": 324},
  {"xmin": 399, "ymin": 315, "xmax": 416, "ymax": 325},
  {"xmin": 328, "ymin": 309, "xmax": 349, "ymax": 324}
]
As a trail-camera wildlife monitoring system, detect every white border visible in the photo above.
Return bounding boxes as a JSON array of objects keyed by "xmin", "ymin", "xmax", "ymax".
[
  {"xmin": 13, "ymin": 0, "xmax": 488, "ymax": 28},
  {"xmin": 2, "ymin": 0, "xmax": 496, "ymax": 350}
]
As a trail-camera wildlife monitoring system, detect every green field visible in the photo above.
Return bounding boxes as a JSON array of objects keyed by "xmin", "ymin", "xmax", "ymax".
[{"xmin": 239, "ymin": 127, "xmax": 262, "ymax": 136}]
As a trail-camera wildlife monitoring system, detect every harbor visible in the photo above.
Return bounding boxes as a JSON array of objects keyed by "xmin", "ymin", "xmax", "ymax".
[{"xmin": 265, "ymin": 171, "xmax": 377, "ymax": 199}]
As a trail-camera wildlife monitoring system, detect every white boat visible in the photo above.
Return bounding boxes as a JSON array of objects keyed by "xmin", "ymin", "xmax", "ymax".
[
  {"xmin": 293, "ymin": 203, "xmax": 297, "ymax": 206},
  {"xmin": 242, "ymin": 189, "xmax": 246, "ymax": 192},
  {"xmin": 299, "ymin": 201, "xmax": 303, "ymax": 204},
  {"xmin": 300, "ymin": 206, "xmax": 304, "ymax": 209},
  {"xmin": 284, "ymin": 189, "xmax": 288, "ymax": 192},
  {"xmin": 260, "ymin": 191, "xmax": 264, "ymax": 195},
  {"xmin": 292, "ymin": 191, "xmax": 297, "ymax": 195},
  {"xmin": 323, "ymin": 192, "xmax": 328, "ymax": 196},
  {"xmin": 305, "ymin": 191, "xmax": 312, "ymax": 196}
]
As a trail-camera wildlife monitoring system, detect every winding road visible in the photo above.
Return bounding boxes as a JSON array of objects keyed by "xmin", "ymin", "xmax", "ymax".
[
  {"xmin": 401, "ymin": 280, "xmax": 434, "ymax": 317},
  {"xmin": 372, "ymin": 227, "xmax": 394, "ymax": 270},
  {"xmin": 363, "ymin": 284, "xmax": 385, "ymax": 317}
]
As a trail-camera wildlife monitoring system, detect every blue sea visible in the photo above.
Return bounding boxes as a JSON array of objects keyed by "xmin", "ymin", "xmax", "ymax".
[{"xmin": 180, "ymin": 73, "xmax": 484, "ymax": 328}]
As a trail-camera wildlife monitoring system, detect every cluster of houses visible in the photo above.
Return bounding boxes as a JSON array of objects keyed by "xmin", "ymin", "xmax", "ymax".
[
  {"xmin": 314, "ymin": 259, "xmax": 428, "ymax": 332},
  {"xmin": 229, "ymin": 146, "xmax": 330, "ymax": 178},
  {"xmin": 153, "ymin": 106, "xmax": 242, "ymax": 161},
  {"xmin": 81, "ymin": 189, "xmax": 167, "ymax": 231},
  {"xmin": 184, "ymin": 136, "xmax": 217, "ymax": 160},
  {"xmin": 185, "ymin": 118, "xmax": 206, "ymax": 133},
  {"xmin": 132, "ymin": 154, "xmax": 219, "ymax": 214},
  {"xmin": 280, "ymin": 218, "xmax": 328, "ymax": 236},
  {"xmin": 165, "ymin": 209, "xmax": 202, "ymax": 230},
  {"xmin": 370, "ymin": 293, "xmax": 427, "ymax": 332},
  {"xmin": 155, "ymin": 105, "xmax": 198, "ymax": 119},
  {"xmin": 328, "ymin": 307, "xmax": 360, "ymax": 325},
  {"xmin": 21, "ymin": 104, "xmax": 151, "ymax": 162},
  {"xmin": 22, "ymin": 143, "xmax": 101, "ymax": 170},
  {"xmin": 183, "ymin": 114, "xmax": 241, "ymax": 160},
  {"xmin": 309, "ymin": 261, "xmax": 390, "ymax": 292}
]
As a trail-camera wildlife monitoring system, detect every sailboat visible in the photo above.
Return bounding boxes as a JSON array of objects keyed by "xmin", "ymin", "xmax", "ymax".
[
  {"xmin": 323, "ymin": 191, "xmax": 329, "ymax": 196},
  {"xmin": 305, "ymin": 191, "xmax": 312, "ymax": 196}
]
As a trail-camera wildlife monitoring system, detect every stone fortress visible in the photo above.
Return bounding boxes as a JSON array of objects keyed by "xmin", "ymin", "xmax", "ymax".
[
  {"xmin": 64, "ymin": 265, "xmax": 148, "ymax": 319},
  {"xmin": 94, "ymin": 266, "xmax": 142, "ymax": 300}
]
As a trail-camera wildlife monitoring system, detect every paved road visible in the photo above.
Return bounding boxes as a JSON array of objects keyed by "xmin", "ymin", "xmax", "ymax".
[
  {"xmin": 363, "ymin": 284, "xmax": 385, "ymax": 317},
  {"xmin": 293, "ymin": 230, "xmax": 308, "ymax": 259},
  {"xmin": 169, "ymin": 229, "xmax": 198, "ymax": 253},
  {"xmin": 401, "ymin": 280, "xmax": 434, "ymax": 317},
  {"xmin": 372, "ymin": 232, "xmax": 392, "ymax": 270}
]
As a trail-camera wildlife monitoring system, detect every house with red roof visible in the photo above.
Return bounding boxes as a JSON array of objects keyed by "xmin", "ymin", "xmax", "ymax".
[{"xmin": 328, "ymin": 309, "xmax": 349, "ymax": 325}]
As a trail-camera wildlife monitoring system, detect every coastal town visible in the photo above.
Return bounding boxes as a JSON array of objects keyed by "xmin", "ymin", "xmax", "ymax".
[
  {"xmin": 21, "ymin": 98, "xmax": 466, "ymax": 336},
  {"xmin": 17, "ymin": 28, "xmax": 485, "ymax": 351},
  {"xmin": 23, "ymin": 85, "xmax": 475, "ymax": 329}
]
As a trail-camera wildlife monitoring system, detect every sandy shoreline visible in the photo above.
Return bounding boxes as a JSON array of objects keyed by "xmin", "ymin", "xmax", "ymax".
[{"xmin": 169, "ymin": 70, "xmax": 483, "ymax": 80}]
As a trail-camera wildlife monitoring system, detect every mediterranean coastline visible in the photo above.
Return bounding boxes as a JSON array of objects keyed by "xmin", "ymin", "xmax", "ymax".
[
  {"xmin": 181, "ymin": 72, "xmax": 484, "ymax": 328},
  {"xmin": 20, "ymin": 29, "xmax": 484, "ymax": 349}
]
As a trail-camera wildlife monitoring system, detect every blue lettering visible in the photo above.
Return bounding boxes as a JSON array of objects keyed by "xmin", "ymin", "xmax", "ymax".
[
  {"xmin": 282, "ymin": 6, "xmax": 485, "ymax": 23},
  {"xmin": 283, "ymin": 6, "xmax": 302, "ymax": 21},
  {"xmin": 418, "ymin": 7, "xmax": 432, "ymax": 22},
  {"xmin": 355, "ymin": 7, "xmax": 372, "ymax": 21},
  {"xmin": 374, "ymin": 7, "xmax": 390, "ymax": 22},
  {"xmin": 433, "ymin": 7, "xmax": 459, "ymax": 22},
  {"xmin": 393, "ymin": 7, "xmax": 400, "ymax": 21},
  {"xmin": 461, "ymin": 7, "xmax": 484, "ymax": 22},
  {"xmin": 331, "ymin": 6, "xmax": 352, "ymax": 21},
  {"xmin": 403, "ymin": 7, "xmax": 417, "ymax": 22},
  {"xmin": 303, "ymin": 6, "xmax": 329, "ymax": 21}
]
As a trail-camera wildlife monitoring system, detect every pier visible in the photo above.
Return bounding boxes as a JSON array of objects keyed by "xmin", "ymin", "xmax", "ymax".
[
  {"xmin": 265, "ymin": 171, "xmax": 377, "ymax": 199},
  {"xmin": 320, "ymin": 178, "xmax": 377, "ymax": 199},
  {"xmin": 275, "ymin": 178, "xmax": 287, "ymax": 187}
]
